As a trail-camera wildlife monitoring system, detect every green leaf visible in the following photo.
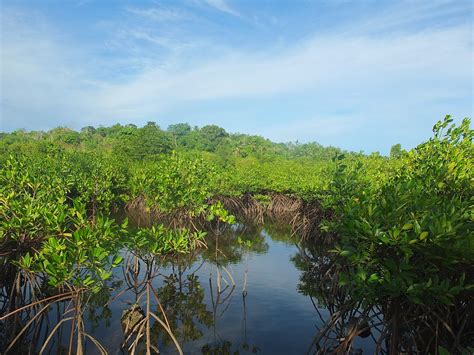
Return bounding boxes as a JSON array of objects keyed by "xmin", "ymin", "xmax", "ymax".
[
  {"xmin": 340, "ymin": 250, "xmax": 351, "ymax": 257},
  {"xmin": 368, "ymin": 273, "xmax": 379, "ymax": 283},
  {"xmin": 112, "ymin": 255, "xmax": 123, "ymax": 267},
  {"xmin": 419, "ymin": 231, "xmax": 428, "ymax": 240}
]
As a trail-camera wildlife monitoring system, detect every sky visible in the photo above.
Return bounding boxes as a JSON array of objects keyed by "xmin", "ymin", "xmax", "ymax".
[{"xmin": 0, "ymin": 0, "xmax": 472, "ymax": 154}]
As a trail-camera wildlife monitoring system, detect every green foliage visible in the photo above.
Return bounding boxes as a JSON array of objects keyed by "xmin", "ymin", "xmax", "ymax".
[
  {"xmin": 1, "ymin": 115, "xmax": 472, "ymax": 326},
  {"xmin": 167, "ymin": 123, "xmax": 192, "ymax": 137},
  {"xmin": 115, "ymin": 122, "xmax": 173, "ymax": 160},
  {"xmin": 326, "ymin": 116, "xmax": 473, "ymax": 306},
  {"xmin": 126, "ymin": 225, "xmax": 206, "ymax": 256},
  {"xmin": 130, "ymin": 152, "xmax": 218, "ymax": 217},
  {"xmin": 0, "ymin": 150, "xmax": 228, "ymax": 294},
  {"xmin": 206, "ymin": 201, "xmax": 236, "ymax": 224},
  {"xmin": 216, "ymin": 157, "xmax": 331, "ymax": 199},
  {"xmin": 24, "ymin": 214, "xmax": 127, "ymax": 291},
  {"xmin": 1, "ymin": 154, "xmax": 71, "ymax": 247},
  {"xmin": 389, "ymin": 143, "xmax": 403, "ymax": 158}
]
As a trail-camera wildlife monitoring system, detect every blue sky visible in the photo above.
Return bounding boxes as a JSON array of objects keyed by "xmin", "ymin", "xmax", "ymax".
[{"xmin": 1, "ymin": 0, "xmax": 472, "ymax": 153}]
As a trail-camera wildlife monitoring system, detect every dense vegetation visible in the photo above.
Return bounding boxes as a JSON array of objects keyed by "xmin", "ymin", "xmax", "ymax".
[{"xmin": 0, "ymin": 115, "xmax": 472, "ymax": 353}]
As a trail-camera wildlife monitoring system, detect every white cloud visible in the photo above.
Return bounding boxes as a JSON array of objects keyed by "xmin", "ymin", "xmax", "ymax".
[
  {"xmin": 0, "ymin": 2, "xmax": 472, "ymax": 144},
  {"xmin": 0, "ymin": 9, "xmax": 99, "ymax": 130},
  {"xmin": 201, "ymin": 0, "xmax": 241, "ymax": 17},
  {"xmin": 94, "ymin": 25, "xmax": 472, "ymax": 117}
]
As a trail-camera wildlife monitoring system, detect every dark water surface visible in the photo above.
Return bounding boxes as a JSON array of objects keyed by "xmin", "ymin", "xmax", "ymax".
[{"xmin": 80, "ymin": 224, "xmax": 376, "ymax": 354}]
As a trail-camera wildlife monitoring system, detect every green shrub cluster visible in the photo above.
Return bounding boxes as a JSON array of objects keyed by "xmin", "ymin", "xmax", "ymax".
[
  {"xmin": 326, "ymin": 116, "xmax": 473, "ymax": 306},
  {"xmin": 1, "ymin": 115, "xmax": 472, "ymax": 327}
]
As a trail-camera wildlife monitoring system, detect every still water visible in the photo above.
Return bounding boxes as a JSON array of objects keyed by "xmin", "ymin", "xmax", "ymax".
[{"xmin": 80, "ymin": 223, "xmax": 376, "ymax": 354}]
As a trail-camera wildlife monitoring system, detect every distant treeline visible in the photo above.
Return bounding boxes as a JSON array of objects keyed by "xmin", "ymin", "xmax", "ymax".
[{"xmin": 0, "ymin": 121, "xmax": 396, "ymax": 161}]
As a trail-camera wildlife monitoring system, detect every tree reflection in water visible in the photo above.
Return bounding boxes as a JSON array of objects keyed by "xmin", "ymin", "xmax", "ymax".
[
  {"xmin": 292, "ymin": 237, "xmax": 474, "ymax": 354},
  {"xmin": 292, "ymin": 240, "xmax": 388, "ymax": 354},
  {"xmin": 200, "ymin": 223, "xmax": 264, "ymax": 354},
  {"xmin": 110, "ymin": 223, "xmax": 267, "ymax": 354},
  {"xmin": 3, "ymin": 220, "xmax": 418, "ymax": 354}
]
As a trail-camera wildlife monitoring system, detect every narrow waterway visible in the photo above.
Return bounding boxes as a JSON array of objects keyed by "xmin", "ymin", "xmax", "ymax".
[{"xmin": 79, "ymin": 223, "xmax": 377, "ymax": 354}]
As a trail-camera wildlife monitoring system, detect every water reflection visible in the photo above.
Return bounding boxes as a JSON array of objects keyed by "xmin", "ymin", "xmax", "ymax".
[
  {"xmin": 201, "ymin": 224, "xmax": 269, "ymax": 265},
  {"xmin": 291, "ymin": 241, "xmax": 384, "ymax": 354},
  {"xmin": 87, "ymin": 279, "xmax": 122, "ymax": 331},
  {"xmin": 158, "ymin": 273, "xmax": 213, "ymax": 345},
  {"xmin": 2, "ymin": 221, "xmax": 380, "ymax": 354}
]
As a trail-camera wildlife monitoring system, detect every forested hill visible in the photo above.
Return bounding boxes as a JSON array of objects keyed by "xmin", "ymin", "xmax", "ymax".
[{"xmin": 0, "ymin": 122, "xmax": 350, "ymax": 161}]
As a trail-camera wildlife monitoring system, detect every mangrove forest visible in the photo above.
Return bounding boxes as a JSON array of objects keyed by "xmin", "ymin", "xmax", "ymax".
[{"xmin": 0, "ymin": 115, "xmax": 473, "ymax": 354}]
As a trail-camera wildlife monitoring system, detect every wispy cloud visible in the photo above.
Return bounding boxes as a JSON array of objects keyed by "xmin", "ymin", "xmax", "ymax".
[
  {"xmin": 0, "ymin": 1, "xmax": 472, "ymax": 152},
  {"xmin": 0, "ymin": 8, "xmax": 98, "ymax": 130},
  {"xmin": 200, "ymin": 0, "xmax": 240, "ymax": 17},
  {"xmin": 126, "ymin": 6, "xmax": 188, "ymax": 22},
  {"xmin": 94, "ymin": 25, "xmax": 471, "ymax": 113},
  {"xmin": 344, "ymin": 0, "xmax": 471, "ymax": 35}
]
